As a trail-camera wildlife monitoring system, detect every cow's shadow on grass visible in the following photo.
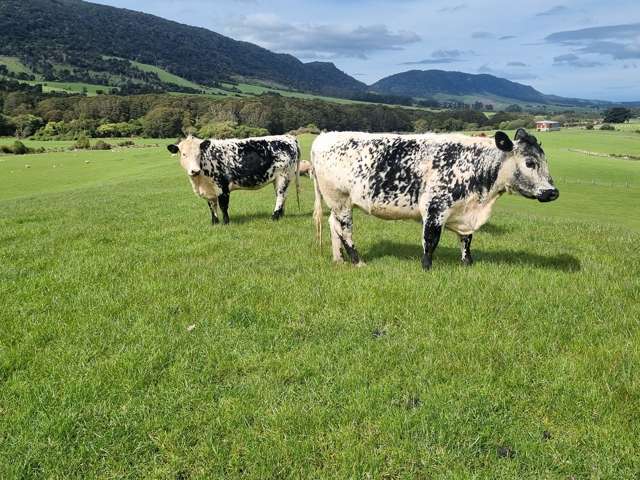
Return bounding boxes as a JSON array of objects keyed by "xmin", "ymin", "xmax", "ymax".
[
  {"xmin": 365, "ymin": 241, "xmax": 581, "ymax": 272},
  {"xmin": 222, "ymin": 211, "xmax": 311, "ymax": 225},
  {"xmin": 479, "ymin": 223, "xmax": 510, "ymax": 236}
]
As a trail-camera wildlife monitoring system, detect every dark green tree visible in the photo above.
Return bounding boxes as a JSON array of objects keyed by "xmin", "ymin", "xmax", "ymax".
[
  {"xmin": 603, "ymin": 107, "xmax": 632, "ymax": 124},
  {"xmin": 141, "ymin": 107, "xmax": 186, "ymax": 138},
  {"xmin": 505, "ymin": 104, "xmax": 523, "ymax": 113}
]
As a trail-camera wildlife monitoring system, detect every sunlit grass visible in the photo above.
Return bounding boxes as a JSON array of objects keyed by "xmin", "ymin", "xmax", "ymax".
[{"xmin": 0, "ymin": 130, "xmax": 638, "ymax": 478}]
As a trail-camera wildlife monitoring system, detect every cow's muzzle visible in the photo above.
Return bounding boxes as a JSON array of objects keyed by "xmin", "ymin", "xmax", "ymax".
[
  {"xmin": 537, "ymin": 188, "xmax": 559, "ymax": 203},
  {"xmin": 189, "ymin": 169, "xmax": 202, "ymax": 177}
]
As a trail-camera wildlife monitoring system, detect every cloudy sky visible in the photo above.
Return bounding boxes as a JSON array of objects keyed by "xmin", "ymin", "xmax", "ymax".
[{"xmin": 94, "ymin": 0, "xmax": 639, "ymax": 101}]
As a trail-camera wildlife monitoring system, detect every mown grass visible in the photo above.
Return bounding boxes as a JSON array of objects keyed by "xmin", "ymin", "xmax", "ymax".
[
  {"xmin": 0, "ymin": 130, "xmax": 639, "ymax": 478},
  {"xmin": 0, "ymin": 137, "xmax": 163, "ymax": 152}
]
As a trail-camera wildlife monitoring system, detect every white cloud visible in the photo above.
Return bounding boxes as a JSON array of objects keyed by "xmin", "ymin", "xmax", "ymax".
[{"xmin": 226, "ymin": 14, "xmax": 421, "ymax": 59}]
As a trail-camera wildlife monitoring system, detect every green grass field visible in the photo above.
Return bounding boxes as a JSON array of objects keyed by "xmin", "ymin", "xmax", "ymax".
[
  {"xmin": 0, "ymin": 56, "xmax": 32, "ymax": 75},
  {"xmin": 0, "ymin": 55, "xmax": 369, "ymax": 104},
  {"xmin": 1, "ymin": 129, "xmax": 639, "ymax": 478}
]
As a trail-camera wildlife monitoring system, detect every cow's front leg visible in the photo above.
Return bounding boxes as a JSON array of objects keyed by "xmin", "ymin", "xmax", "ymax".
[
  {"xmin": 271, "ymin": 175, "xmax": 290, "ymax": 221},
  {"xmin": 207, "ymin": 198, "xmax": 220, "ymax": 225},
  {"xmin": 218, "ymin": 191, "xmax": 230, "ymax": 225},
  {"xmin": 459, "ymin": 234, "xmax": 473, "ymax": 266}
]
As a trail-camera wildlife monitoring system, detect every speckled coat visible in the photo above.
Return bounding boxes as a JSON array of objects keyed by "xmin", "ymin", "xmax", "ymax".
[
  {"xmin": 311, "ymin": 130, "xmax": 558, "ymax": 269},
  {"xmin": 169, "ymin": 135, "xmax": 300, "ymax": 224}
]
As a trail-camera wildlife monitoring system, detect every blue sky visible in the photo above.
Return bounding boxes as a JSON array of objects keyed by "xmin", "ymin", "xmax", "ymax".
[{"xmin": 94, "ymin": 0, "xmax": 640, "ymax": 101}]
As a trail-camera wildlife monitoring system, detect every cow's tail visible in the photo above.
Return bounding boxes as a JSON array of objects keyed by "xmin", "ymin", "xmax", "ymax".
[
  {"xmin": 311, "ymin": 149, "xmax": 323, "ymax": 249},
  {"xmin": 295, "ymin": 140, "xmax": 301, "ymax": 212}
]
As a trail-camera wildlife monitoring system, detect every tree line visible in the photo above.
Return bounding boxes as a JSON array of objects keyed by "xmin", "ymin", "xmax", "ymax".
[
  {"xmin": 2, "ymin": 80, "xmax": 634, "ymax": 141},
  {"xmin": 0, "ymin": 85, "xmax": 501, "ymax": 139}
]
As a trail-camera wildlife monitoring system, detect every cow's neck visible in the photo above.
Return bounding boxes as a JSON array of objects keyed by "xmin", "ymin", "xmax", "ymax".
[
  {"xmin": 465, "ymin": 147, "xmax": 508, "ymax": 202},
  {"xmin": 489, "ymin": 152, "xmax": 516, "ymax": 200}
]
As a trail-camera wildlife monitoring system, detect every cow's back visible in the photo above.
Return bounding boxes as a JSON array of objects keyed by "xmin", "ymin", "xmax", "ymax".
[
  {"xmin": 312, "ymin": 133, "xmax": 426, "ymax": 217},
  {"xmin": 214, "ymin": 135, "xmax": 298, "ymax": 189}
]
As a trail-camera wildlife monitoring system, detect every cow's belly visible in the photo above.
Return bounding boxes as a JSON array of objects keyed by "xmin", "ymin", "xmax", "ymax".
[
  {"xmin": 352, "ymin": 190, "xmax": 422, "ymax": 220},
  {"xmin": 370, "ymin": 204, "xmax": 421, "ymax": 220},
  {"xmin": 363, "ymin": 201, "xmax": 421, "ymax": 220},
  {"xmin": 229, "ymin": 179, "xmax": 273, "ymax": 192},
  {"xmin": 445, "ymin": 197, "xmax": 498, "ymax": 235}
]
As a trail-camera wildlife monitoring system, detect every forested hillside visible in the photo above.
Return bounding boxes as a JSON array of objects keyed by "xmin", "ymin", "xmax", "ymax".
[
  {"xmin": 370, "ymin": 70, "xmax": 609, "ymax": 107},
  {"xmin": 0, "ymin": 0, "xmax": 366, "ymax": 97}
]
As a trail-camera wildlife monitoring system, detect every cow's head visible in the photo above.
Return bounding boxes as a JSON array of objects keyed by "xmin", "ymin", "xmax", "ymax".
[
  {"xmin": 167, "ymin": 136, "xmax": 211, "ymax": 177},
  {"xmin": 495, "ymin": 129, "xmax": 559, "ymax": 202}
]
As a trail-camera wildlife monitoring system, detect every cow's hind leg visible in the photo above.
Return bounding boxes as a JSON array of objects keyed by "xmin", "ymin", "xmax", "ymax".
[
  {"xmin": 459, "ymin": 234, "xmax": 473, "ymax": 266},
  {"xmin": 272, "ymin": 175, "xmax": 290, "ymax": 221},
  {"xmin": 328, "ymin": 211, "xmax": 344, "ymax": 263},
  {"xmin": 421, "ymin": 197, "xmax": 448, "ymax": 270},
  {"xmin": 207, "ymin": 198, "xmax": 220, "ymax": 225},
  {"xmin": 330, "ymin": 206, "xmax": 363, "ymax": 266},
  {"xmin": 219, "ymin": 190, "xmax": 230, "ymax": 225}
]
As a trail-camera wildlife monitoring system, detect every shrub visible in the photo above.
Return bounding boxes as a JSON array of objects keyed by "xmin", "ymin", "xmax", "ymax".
[
  {"xmin": 0, "ymin": 141, "xmax": 33, "ymax": 155},
  {"xmin": 117, "ymin": 140, "xmax": 135, "ymax": 147},
  {"xmin": 289, "ymin": 123, "xmax": 321, "ymax": 135},
  {"xmin": 12, "ymin": 114, "xmax": 45, "ymax": 138},
  {"xmin": 92, "ymin": 140, "xmax": 112, "ymax": 150},
  {"xmin": 12, "ymin": 140, "xmax": 30, "ymax": 155},
  {"xmin": 585, "ymin": 124, "xmax": 594, "ymax": 130},
  {"xmin": 74, "ymin": 135, "xmax": 91, "ymax": 150},
  {"xmin": 96, "ymin": 121, "xmax": 142, "ymax": 138},
  {"xmin": 37, "ymin": 121, "xmax": 67, "ymax": 138},
  {"xmin": 501, "ymin": 117, "xmax": 535, "ymax": 130},
  {"xmin": 198, "ymin": 121, "xmax": 268, "ymax": 139},
  {"xmin": 600, "ymin": 124, "xmax": 615, "ymax": 131}
]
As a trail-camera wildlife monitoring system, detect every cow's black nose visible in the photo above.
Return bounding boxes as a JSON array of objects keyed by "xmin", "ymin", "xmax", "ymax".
[
  {"xmin": 190, "ymin": 169, "xmax": 201, "ymax": 176},
  {"xmin": 538, "ymin": 189, "xmax": 559, "ymax": 202}
]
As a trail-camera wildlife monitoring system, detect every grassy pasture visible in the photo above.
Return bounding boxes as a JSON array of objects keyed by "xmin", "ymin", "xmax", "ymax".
[
  {"xmin": 0, "ymin": 56, "xmax": 32, "ymax": 75},
  {"xmin": 0, "ymin": 129, "xmax": 639, "ymax": 478},
  {"xmin": 0, "ymin": 137, "xmax": 162, "ymax": 151}
]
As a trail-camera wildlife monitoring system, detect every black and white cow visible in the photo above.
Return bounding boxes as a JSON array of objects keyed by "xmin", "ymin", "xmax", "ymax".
[
  {"xmin": 311, "ymin": 128, "xmax": 559, "ymax": 269},
  {"xmin": 168, "ymin": 135, "xmax": 300, "ymax": 224}
]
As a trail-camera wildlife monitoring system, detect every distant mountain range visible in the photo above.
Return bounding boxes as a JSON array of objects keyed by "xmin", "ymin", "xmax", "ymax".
[
  {"xmin": 0, "ymin": 0, "xmax": 624, "ymax": 107},
  {"xmin": 369, "ymin": 69, "xmax": 618, "ymax": 108},
  {"xmin": 371, "ymin": 70, "xmax": 547, "ymax": 103}
]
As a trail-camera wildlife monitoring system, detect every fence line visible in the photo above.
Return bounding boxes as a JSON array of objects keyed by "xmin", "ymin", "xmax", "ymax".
[
  {"xmin": 555, "ymin": 177, "xmax": 634, "ymax": 189},
  {"xmin": 568, "ymin": 148, "xmax": 640, "ymax": 161}
]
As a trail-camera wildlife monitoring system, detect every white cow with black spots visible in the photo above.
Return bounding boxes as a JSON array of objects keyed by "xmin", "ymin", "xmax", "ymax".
[
  {"xmin": 311, "ymin": 128, "xmax": 559, "ymax": 269},
  {"xmin": 168, "ymin": 135, "xmax": 300, "ymax": 224}
]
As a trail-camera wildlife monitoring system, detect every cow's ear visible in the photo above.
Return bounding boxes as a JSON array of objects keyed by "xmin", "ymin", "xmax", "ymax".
[
  {"xmin": 167, "ymin": 144, "xmax": 179, "ymax": 154},
  {"xmin": 514, "ymin": 128, "xmax": 528, "ymax": 141},
  {"xmin": 200, "ymin": 140, "xmax": 211, "ymax": 152},
  {"xmin": 495, "ymin": 131, "xmax": 514, "ymax": 152}
]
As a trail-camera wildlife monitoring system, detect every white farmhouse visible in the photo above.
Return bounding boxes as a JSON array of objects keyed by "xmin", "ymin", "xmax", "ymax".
[{"xmin": 535, "ymin": 120, "xmax": 561, "ymax": 132}]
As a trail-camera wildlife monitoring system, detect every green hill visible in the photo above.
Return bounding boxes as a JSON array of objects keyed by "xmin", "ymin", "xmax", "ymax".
[
  {"xmin": 0, "ymin": 0, "xmax": 366, "ymax": 97},
  {"xmin": 370, "ymin": 70, "xmax": 611, "ymax": 108}
]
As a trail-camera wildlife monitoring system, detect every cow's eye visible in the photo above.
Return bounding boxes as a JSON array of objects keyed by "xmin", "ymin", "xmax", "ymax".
[{"xmin": 525, "ymin": 160, "xmax": 536, "ymax": 169}]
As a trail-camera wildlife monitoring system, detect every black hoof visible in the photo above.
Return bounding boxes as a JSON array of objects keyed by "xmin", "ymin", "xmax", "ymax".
[
  {"xmin": 461, "ymin": 257, "xmax": 473, "ymax": 266},
  {"xmin": 421, "ymin": 256, "xmax": 433, "ymax": 271},
  {"xmin": 271, "ymin": 209, "xmax": 284, "ymax": 221}
]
